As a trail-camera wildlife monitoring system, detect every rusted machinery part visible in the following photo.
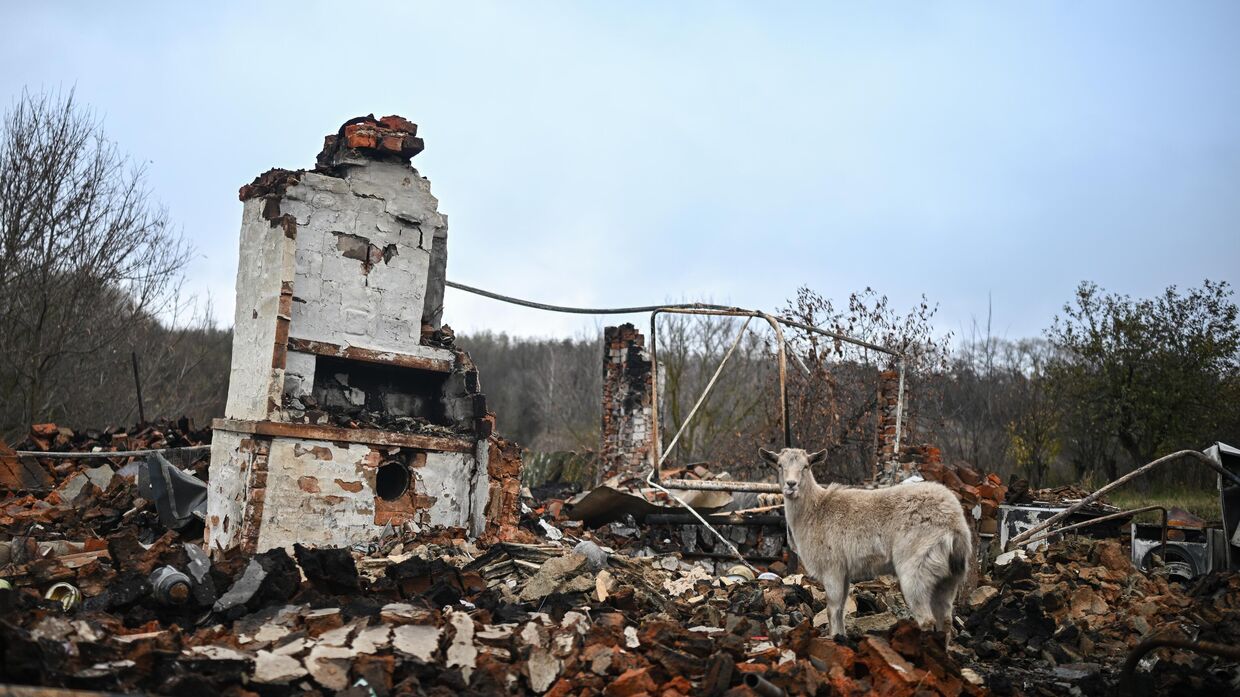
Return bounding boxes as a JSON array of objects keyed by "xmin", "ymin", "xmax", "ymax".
[
  {"xmin": 1011, "ymin": 503, "xmax": 1165, "ymax": 548},
  {"xmin": 743, "ymin": 672, "xmax": 786, "ymax": 697},
  {"xmin": 1007, "ymin": 449, "xmax": 1240, "ymax": 550},
  {"xmin": 1118, "ymin": 637, "xmax": 1240, "ymax": 694}
]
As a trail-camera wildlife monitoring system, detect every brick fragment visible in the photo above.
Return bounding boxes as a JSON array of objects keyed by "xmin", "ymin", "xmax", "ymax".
[{"xmin": 605, "ymin": 667, "xmax": 658, "ymax": 697}]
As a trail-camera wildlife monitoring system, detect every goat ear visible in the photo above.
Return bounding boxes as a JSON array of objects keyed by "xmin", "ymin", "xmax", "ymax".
[
  {"xmin": 758, "ymin": 448, "xmax": 780, "ymax": 467},
  {"xmin": 807, "ymin": 450, "xmax": 827, "ymax": 465}
]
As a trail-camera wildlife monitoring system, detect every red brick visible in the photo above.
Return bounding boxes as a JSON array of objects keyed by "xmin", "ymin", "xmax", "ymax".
[
  {"xmin": 808, "ymin": 638, "xmax": 856, "ymax": 671},
  {"xmin": 344, "ymin": 123, "xmax": 377, "ymax": 149},
  {"xmin": 604, "ymin": 667, "xmax": 657, "ymax": 697},
  {"xmin": 545, "ymin": 678, "xmax": 575, "ymax": 697},
  {"xmin": 379, "ymin": 115, "xmax": 417, "ymax": 134},
  {"xmin": 956, "ymin": 465, "xmax": 982, "ymax": 486}
]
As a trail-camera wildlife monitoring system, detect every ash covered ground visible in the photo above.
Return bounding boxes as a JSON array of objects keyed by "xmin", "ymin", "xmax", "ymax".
[{"xmin": 2, "ymin": 422, "xmax": 1237, "ymax": 696}]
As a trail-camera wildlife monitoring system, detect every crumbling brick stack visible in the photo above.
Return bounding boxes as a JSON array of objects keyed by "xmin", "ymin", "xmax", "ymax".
[
  {"xmin": 874, "ymin": 368, "xmax": 914, "ymax": 484},
  {"xmin": 598, "ymin": 323, "xmax": 655, "ymax": 485},
  {"xmin": 206, "ymin": 115, "xmax": 520, "ymax": 555}
]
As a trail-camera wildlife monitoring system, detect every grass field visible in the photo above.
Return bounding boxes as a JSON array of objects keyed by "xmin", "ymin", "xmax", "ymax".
[{"xmin": 1107, "ymin": 485, "xmax": 1222, "ymax": 524}]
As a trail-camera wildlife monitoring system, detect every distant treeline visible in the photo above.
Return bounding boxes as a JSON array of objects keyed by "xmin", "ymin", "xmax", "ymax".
[
  {"xmin": 466, "ymin": 280, "xmax": 1240, "ymax": 490},
  {"xmin": 4, "ymin": 282, "xmax": 1238, "ymax": 494}
]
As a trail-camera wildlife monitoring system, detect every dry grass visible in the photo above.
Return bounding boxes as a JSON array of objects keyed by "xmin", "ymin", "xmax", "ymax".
[{"xmin": 1107, "ymin": 485, "xmax": 1222, "ymax": 524}]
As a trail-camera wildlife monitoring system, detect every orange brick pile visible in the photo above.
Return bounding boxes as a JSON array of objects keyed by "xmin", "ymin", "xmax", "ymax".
[{"xmin": 920, "ymin": 460, "xmax": 1008, "ymax": 534}]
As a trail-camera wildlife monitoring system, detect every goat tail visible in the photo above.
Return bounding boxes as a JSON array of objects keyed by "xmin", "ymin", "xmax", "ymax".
[{"xmin": 947, "ymin": 524, "xmax": 971, "ymax": 578}]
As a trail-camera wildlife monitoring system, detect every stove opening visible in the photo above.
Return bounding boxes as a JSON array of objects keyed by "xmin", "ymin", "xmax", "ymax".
[{"xmin": 375, "ymin": 460, "xmax": 411, "ymax": 501}]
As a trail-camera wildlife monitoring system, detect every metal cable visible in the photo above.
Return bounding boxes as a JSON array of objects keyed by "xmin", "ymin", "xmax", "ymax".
[
  {"xmin": 446, "ymin": 280, "xmax": 737, "ymax": 315},
  {"xmin": 14, "ymin": 445, "xmax": 212, "ymax": 459},
  {"xmin": 447, "ymin": 279, "xmax": 902, "ymax": 357}
]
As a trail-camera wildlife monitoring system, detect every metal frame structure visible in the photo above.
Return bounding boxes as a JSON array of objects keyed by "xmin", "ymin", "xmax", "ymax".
[
  {"xmin": 1006, "ymin": 449, "xmax": 1240, "ymax": 550},
  {"xmin": 442, "ymin": 282, "xmax": 910, "ymax": 569},
  {"xmin": 1016, "ymin": 505, "xmax": 1170, "ymax": 560},
  {"xmin": 442, "ymin": 281, "xmax": 909, "ymax": 493},
  {"xmin": 647, "ymin": 305, "xmax": 905, "ymax": 494}
]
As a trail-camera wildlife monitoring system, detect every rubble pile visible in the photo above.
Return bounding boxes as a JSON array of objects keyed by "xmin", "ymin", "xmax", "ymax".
[
  {"xmin": 918, "ymin": 461, "xmax": 1007, "ymax": 535},
  {"xmin": 2, "ymin": 418, "xmax": 211, "ymax": 492},
  {"xmin": 961, "ymin": 538, "xmax": 1240, "ymax": 695},
  {"xmin": 1, "ymin": 530, "xmax": 991, "ymax": 696},
  {"xmin": 3, "ymin": 423, "xmax": 1236, "ymax": 696},
  {"xmin": 0, "ymin": 430, "xmax": 988, "ymax": 696}
]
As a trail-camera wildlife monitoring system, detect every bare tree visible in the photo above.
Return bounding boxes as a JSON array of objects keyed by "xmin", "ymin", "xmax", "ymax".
[
  {"xmin": 0, "ymin": 88, "xmax": 191, "ymax": 437},
  {"xmin": 780, "ymin": 287, "xmax": 951, "ymax": 482},
  {"xmin": 937, "ymin": 305, "xmax": 1011, "ymax": 471},
  {"xmin": 1001, "ymin": 339, "xmax": 1061, "ymax": 487},
  {"xmin": 656, "ymin": 312, "xmax": 778, "ymax": 471}
]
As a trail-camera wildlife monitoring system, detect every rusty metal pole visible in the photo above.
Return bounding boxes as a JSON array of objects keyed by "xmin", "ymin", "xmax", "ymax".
[
  {"xmin": 759, "ymin": 312, "xmax": 791, "ymax": 449},
  {"xmin": 648, "ymin": 311, "xmax": 662, "ymax": 482},
  {"xmin": 1017, "ymin": 505, "xmax": 1167, "ymax": 548},
  {"xmin": 1007, "ymin": 449, "xmax": 1240, "ymax": 550}
]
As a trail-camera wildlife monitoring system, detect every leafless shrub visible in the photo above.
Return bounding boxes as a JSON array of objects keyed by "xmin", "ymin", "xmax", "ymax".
[
  {"xmin": 777, "ymin": 287, "xmax": 951, "ymax": 482},
  {"xmin": 0, "ymin": 88, "xmax": 192, "ymax": 437}
]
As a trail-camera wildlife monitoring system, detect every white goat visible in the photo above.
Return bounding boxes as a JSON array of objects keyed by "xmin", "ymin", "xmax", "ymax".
[{"xmin": 760, "ymin": 447, "xmax": 971, "ymax": 640}]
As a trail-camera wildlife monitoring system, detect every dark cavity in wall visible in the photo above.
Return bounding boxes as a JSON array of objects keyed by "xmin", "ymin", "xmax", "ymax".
[{"xmin": 311, "ymin": 355, "xmax": 449, "ymax": 425}]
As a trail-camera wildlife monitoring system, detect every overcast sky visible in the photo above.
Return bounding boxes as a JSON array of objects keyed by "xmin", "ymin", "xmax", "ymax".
[{"xmin": 4, "ymin": 2, "xmax": 1238, "ymax": 342}]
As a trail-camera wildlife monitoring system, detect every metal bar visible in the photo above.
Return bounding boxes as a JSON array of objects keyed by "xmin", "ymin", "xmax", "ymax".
[
  {"xmin": 649, "ymin": 310, "xmax": 662, "ymax": 480},
  {"xmin": 679, "ymin": 550, "xmax": 781, "ymax": 563},
  {"xmin": 645, "ymin": 475, "xmax": 757, "ymax": 572},
  {"xmin": 1007, "ymin": 449, "xmax": 1240, "ymax": 549},
  {"xmin": 892, "ymin": 359, "xmax": 906, "ymax": 456},
  {"xmin": 1018, "ymin": 505, "xmax": 1166, "ymax": 547},
  {"xmin": 15, "ymin": 445, "xmax": 212, "ymax": 459},
  {"xmin": 649, "ymin": 308, "xmax": 792, "ymax": 474},
  {"xmin": 646, "ymin": 514, "xmax": 786, "ymax": 526},
  {"xmin": 130, "ymin": 352, "xmax": 146, "ymax": 425},
  {"xmin": 766, "ymin": 312, "xmax": 791, "ymax": 448},
  {"xmin": 772, "ymin": 315, "xmax": 899, "ymax": 356},
  {"xmin": 659, "ymin": 478, "xmax": 782, "ymax": 493},
  {"xmin": 658, "ymin": 316, "xmax": 753, "ymax": 465},
  {"xmin": 1119, "ymin": 637, "xmax": 1240, "ymax": 693}
]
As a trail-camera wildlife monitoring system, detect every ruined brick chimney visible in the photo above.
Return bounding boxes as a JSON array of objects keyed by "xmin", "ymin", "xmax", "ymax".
[
  {"xmin": 598, "ymin": 324, "xmax": 656, "ymax": 485},
  {"xmin": 874, "ymin": 368, "xmax": 913, "ymax": 484},
  {"xmin": 206, "ymin": 116, "xmax": 520, "ymax": 554}
]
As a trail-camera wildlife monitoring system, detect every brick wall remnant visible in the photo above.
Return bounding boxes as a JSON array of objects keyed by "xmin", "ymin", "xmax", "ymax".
[
  {"xmin": 874, "ymin": 369, "xmax": 914, "ymax": 484},
  {"xmin": 599, "ymin": 324, "xmax": 655, "ymax": 485},
  {"xmin": 206, "ymin": 114, "xmax": 520, "ymax": 554}
]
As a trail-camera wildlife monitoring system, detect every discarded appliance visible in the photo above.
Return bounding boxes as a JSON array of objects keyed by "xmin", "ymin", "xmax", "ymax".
[
  {"xmin": 1130, "ymin": 442, "xmax": 1240, "ymax": 580},
  {"xmin": 205, "ymin": 115, "xmax": 521, "ymax": 554},
  {"xmin": 1132, "ymin": 514, "xmax": 1227, "ymax": 582},
  {"xmin": 998, "ymin": 502, "xmax": 1121, "ymax": 552}
]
